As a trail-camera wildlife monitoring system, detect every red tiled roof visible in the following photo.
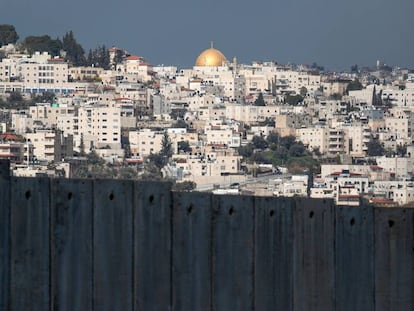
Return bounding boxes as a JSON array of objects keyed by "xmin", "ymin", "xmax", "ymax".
[
  {"xmin": 0, "ymin": 133, "xmax": 21, "ymax": 141},
  {"xmin": 370, "ymin": 165, "xmax": 383, "ymax": 171},
  {"xmin": 370, "ymin": 198, "xmax": 394, "ymax": 204},
  {"xmin": 124, "ymin": 55, "xmax": 143, "ymax": 61},
  {"xmin": 338, "ymin": 195, "xmax": 359, "ymax": 199}
]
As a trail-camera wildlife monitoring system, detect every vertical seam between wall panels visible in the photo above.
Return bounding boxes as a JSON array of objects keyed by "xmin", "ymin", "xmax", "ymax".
[
  {"xmin": 210, "ymin": 194, "xmax": 215, "ymax": 311},
  {"xmin": 132, "ymin": 182, "xmax": 136, "ymax": 311},
  {"xmin": 252, "ymin": 197, "xmax": 255, "ymax": 311},
  {"xmin": 91, "ymin": 180, "xmax": 95, "ymax": 311},
  {"xmin": 333, "ymin": 201, "xmax": 337, "ymax": 311},
  {"xmin": 170, "ymin": 187, "xmax": 173, "ymax": 311},
  {"xmin": 373, "ymin": 206, "xmax": 376, "ymax": 311},
  {"xmin": 49, "ymin": 178, "xmax": 53, "ymax": 311},
  {"xmin": 7, "ymin": 175, "xmax": 12, "ymax": 309}
]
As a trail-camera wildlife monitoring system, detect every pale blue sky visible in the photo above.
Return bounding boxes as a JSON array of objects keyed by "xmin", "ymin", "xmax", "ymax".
[{"xmin": 2, "ymin": 0, "xmax": 414, "ymax": 70}]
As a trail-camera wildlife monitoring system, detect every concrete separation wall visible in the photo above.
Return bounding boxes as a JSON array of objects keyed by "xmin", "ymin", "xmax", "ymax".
[{"xmin": 0, "ymin": 172, "xmax": 413, "ymax": 310}]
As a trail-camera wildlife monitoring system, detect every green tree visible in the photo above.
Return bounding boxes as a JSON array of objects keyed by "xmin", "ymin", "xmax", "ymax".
[
  {"xmin": 178, "ymin": 141, "xmax": 191, "ymax": 153},
  {"xmin": 299, "ymin": 87, "xmax": 308, "ymax": 97},
  {"xmin": 266, "ymin": 132, "xmax": 280, "ymax": 150},
  {"xmin": 170, "ymin": 108, "xmax": 187, "ymax": 120},
  {"xmin": 0, "ymin": 24, "xmax": 19, "ymax": 46},
  {"xmin": 330, "ymin": 93, "xmax": 342, "ymax": 100},
  {"xmin": 87, "ymin": 150, "xmax": 105, "ymax": 165},
  {"xmin": 172, "ymin": 119, "xmax": 188, "ymax": 128},
  {"xmin": 396, "ymin": 144, "xmax": 407, "ymax": 157},
  {"xmin": 147, "ymin": 153, "xmax": 165, "ymax": 169},
  {"xmin": 288, "ymin": 143, "xmax": 306, "ymax": 157},
  {"xmin": 141, "ymin": 161, "xmax": 163, "ymax": 180},
  {"xmin": 114, "ymin": 49, "xmax": 124, "ymax": 64},
  {"xmin": 311, "ymin": 62, "xmax": 324, "ymax": 72},
  {"xmin": 254, "ymin": 92, "xmax": 266, "ymax": 106},
  {"xmin": 172, "ymin": 181, "xmax": 196, "ymax": 191},
  {"xmin": 21, "ymin": 35, "xmax": 62, "ymax": 56},
  {"xmin": 280, "ymin": 135, "xmax": 296, "ymax": 151},
  {"xmin": 79, "ymin": 133, "xmax": 86, "ymax": 156},
  {"xmin": 99, "ymin": 45, "xmax": 110, "ymax": 70},
  {"xmin": 159, "ymin": 131, "xmax": 173, "ymax": 165},
  {"xmin": 366, "ymin": 137, "xmax": 385, "ymax": 156},
  {"xmin": 62, "ymin": 31, "xmax": 86, "ymax": 66},
  {"xmin": 30, "ymin": 91, "xmax": 56, "ymax": 104},
  {"xmin": 285, "ymin": 94, "xmax": 303, "ymax": 105},
  {"xmin": 350, "ymin": 64, "xmax": 359, "ymax": 73},
  {"xmin": 117, "ymin": 166, "xmax": 139, "ymax": 179},
  {"xmin": 237, "ymin": 143, "xmax": 254, "ymax": 158},
  {"xmin": 123, "ymin": 139, "xmax": 132, "ymax": 159},
  {"xmin": 252, "ymin": 135, "xmax": 268, "ymax": 150},
  {"xmin": 8, "ymin": 91, "xmax": 24, "ymax": 104},
  {"xmin": 346, "ymin": 79, "xmax": 363, "ymax": 93},
  {"xmin": 86, "ymin": 45, "xmax": 110, "ymax": 69}
]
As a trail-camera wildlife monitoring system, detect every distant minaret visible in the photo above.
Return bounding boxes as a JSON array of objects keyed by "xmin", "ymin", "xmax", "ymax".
[{"xmin": 232, "ymin": 57, "xmax": 238, "ymax": 75}]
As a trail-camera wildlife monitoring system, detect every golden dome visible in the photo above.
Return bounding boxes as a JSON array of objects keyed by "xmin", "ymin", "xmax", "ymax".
[{"xmin": 195, "ymin": 45, "xmax": 227, "ymax": 67}]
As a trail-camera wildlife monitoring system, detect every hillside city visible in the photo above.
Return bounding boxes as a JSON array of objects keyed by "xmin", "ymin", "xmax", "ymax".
[{"xmin": 1, "ymin": 26, "xmax": 414, "ymax": 206}]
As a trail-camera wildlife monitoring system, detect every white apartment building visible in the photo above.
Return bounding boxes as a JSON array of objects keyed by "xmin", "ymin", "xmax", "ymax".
[
  {"xmin": 348, "ymin": 88, "xmax": 375, "ymax": 105},
  {"xmin": 343, "ymin": 125, "xmax": 371, "ymax": 157},
  {"xmin": 376, "ymin": 156, "xmax": 414, "ymax": 179},
  {"xmin": 275, "ymin": 113, "xmax": 313, "ymax": 130},
  {"xmin": 382, "ymin": 87, "xmax": 414, "ymax": 107},
  {"xmin": 384, "ymin": 114, "xmax": 413, "ymax": 140},
  {"xmin": 205, "ymin": 126, "xmax": 241, "ymax": 148},
  {"xmin": 272, "ymin": 175, "xmax": 308, "ymax": 197},
  {"xmin": 0, "ymin": 52, "xmax": 70, "ymax": 92},
  {"xmin": 129, "ymin": 129, "xmax": 163, "ymax": 158},
  {"xmin": 69, "ymin": 66, "xmax": 104, "ymax": 81},
  {"xmin": 25, "ymin": 130, "xmax": 73, "ymax": 162},
  {"xmin": 18, "ymin": 55, "xmax": 68, "ymax": 86},
  {"xmin": 296, "ymin": 127, "xmax": 329, "ymax": 153},
  {"xmin": 316, "ymin": 100, "xmax": 348, "ymax": 118},
  {"xmin": 174, "ymin": 153, "xmax": 241, "ymax": 178},
  {"xmin": 77, "ymin": 105, "xmax": 121, "ymax": 149},
  {"xmin": 25, "ymin": 131, "xmax": 56, "ymax": 162},
  {"xmin": 129, "ymin": 128, "xmax": 199, "ymax": 158},
  {"xmin": 393, "ymin": 184, "xmax": 414, "ymax": 205},
  {"xmin": 30, "ymin": 103, "xmax": 76, "ymax": 129},
  {"xmin": 183, "ymin": 66, "xmax": 246, "ymax": 103},
  {"xmin": 0, "ymin": 58, "xmax": 17, "ymax": 81},
  {"xmin": 275, "ymin": 70, "xmax": 321, "ymax": 94},
  {"xmin": 226, "ymin": 104, "xmax": 281, "ymax": 124},
  {"xmin": 197, "ymin": 106, "xmax": 226, "ymax": 121},
  {"xmin": 186, "ymin": 94, "xmax": 217, "ymax": 111},
  {"xmin": 12, "ymin": 112, "xmax": 34, "ymax": 134},
  {"xmin": 116, "ymin": 55, "xmax": 153, "ymax": 82}
]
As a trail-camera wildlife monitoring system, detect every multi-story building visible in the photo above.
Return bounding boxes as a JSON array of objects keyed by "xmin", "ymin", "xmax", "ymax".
[
  {"xmin": 205, "ymin": 126, "xmax": 241, "ymax": 148},
  {"xmin": 25, "ymin": 130, "xmax": 73, "ymax": 162},
  {"xmin": 343, "ymin": 125, "xmax": 371, "ymax": 157},
  {"xmin": 69, "ymin": 66, "xmax": 104, "ymax": 81},
  {"xmin": 77, "ymin": 105, "xmax": 121, "ymax": 149},
  {"xmin": 18, "ymin": 53, "xmax": 68, "ymax": 86},
  {"xmin": 226, "ymin": 104, "xmax": 281, "ymax": 124},
  {"xmin": 296, "ymin": 127, "xmax": 329, "ymax": 153}
]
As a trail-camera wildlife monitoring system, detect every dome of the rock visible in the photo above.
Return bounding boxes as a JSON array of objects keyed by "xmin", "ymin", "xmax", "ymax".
[{"xmin": 195, "ymin": 45, "xmax": 227, "ymax": 67}]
